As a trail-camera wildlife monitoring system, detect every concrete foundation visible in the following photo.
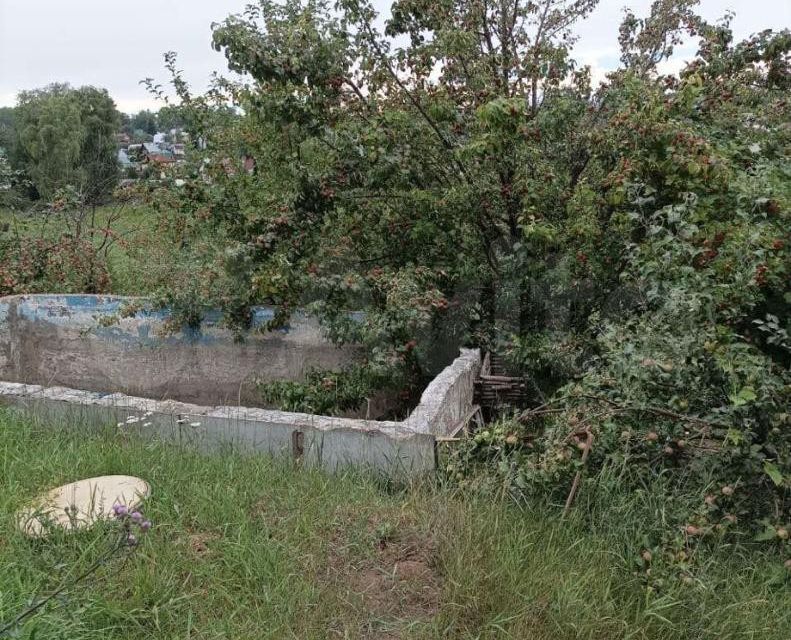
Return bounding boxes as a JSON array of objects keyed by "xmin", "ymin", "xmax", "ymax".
[
  {"xmin": 0, "ymin": 294, "xmax": 360, "ymax": 407},
  {"xmin": 0, "ymin": 295, "xmax": 481, "ymax": 475}
]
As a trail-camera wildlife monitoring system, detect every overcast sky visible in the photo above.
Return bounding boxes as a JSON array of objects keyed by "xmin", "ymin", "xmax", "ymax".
[{"xmin": 1, "ymin": 0, "xmax": 788, "ymax": 113}]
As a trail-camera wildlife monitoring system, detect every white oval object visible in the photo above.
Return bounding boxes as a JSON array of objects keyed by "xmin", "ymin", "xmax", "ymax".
[{"xmin": 17, "ymin": 475, "xmax": 150, "ymax": 537}]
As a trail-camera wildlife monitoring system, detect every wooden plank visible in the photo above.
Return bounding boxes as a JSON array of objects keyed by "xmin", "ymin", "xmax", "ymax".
[
  {"xmin": 479, "ymin": 374, "xmax": 524, "ymax": 382},
  {"xmin": 446, "ymin": 404, "xmax": 482, "ymax": 439},
  {"xmin": 474, "ymin": 355, "xmax": 532, "ymax": 409},
  {"xmin": 481, "ymin": 351, "xmax": 492, "ymax": 376}
]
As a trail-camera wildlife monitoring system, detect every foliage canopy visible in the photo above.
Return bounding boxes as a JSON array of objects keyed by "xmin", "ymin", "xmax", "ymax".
[
  {"xmin": 140, "ymin": 0, "xmax": 791, "ymax": 541},
  {"xmin": 1, "ymin": 0, "xmax": 788, "ymax": 548},
  {"xmin": 12, "ymin": 84, "xmax": 121, "ymax": 204}
]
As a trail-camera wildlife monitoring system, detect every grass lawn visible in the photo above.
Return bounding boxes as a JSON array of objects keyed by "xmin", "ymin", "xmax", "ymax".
[{"xmin": 0, "ymin": 409, "xmax": 789, "ymax": 639}]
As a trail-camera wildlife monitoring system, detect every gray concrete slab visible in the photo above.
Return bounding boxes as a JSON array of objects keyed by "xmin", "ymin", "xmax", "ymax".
[{"xmin": 0, "ymin": 295, "xmax": 481, "ymax": 476}]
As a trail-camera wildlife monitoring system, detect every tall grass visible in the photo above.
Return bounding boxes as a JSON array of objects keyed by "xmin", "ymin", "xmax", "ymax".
[{"xmin": 1, "ymin": 410, "xmax": 788, "ymax": 639}]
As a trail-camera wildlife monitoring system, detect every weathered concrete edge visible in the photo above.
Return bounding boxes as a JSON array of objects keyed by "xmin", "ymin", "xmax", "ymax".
[
  {"xmin": 0, "ymin": 381, "xmax": 435, "ymax": 475},
  {"xmin": 403, "ymin": 348, "xmax": 481, "ymax": 435},
  {"xmin": 0, "ymin": 294, "xmax": 364, "ymax": 408},
  {"xmin": 0, "ymin": 349, "xmax": 481, "ymax": 475}
]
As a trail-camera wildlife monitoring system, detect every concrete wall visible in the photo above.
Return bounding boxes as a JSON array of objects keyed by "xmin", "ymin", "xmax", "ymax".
[
  {"xmin": 0, "ymin": 349, "xmax": 481, "ymax": 476},
  {"xmin": 0, "ymin": 381, "xmax": 436, "ymax": 475},
  {"xmin": 404, "ymin": 348, "xmax": 481, "ymax": 435},
  {"xmin": 0, "ymin": 294, "xmax": 482, "ymax": 475},
  {"xmin": 0, "ymin": 295, "xmax": 359, "ymax": 407}
]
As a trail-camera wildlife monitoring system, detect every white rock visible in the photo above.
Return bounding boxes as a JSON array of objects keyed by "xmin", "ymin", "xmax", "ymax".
[{"xmin": 17, "ymin": 475, "xmax": 150, "ymax": 537}]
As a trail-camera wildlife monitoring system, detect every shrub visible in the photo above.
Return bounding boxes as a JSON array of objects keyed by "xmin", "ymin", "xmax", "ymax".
[{"xmin": 0, "ymin": 233, "xmax": 111, "ymax": 294}]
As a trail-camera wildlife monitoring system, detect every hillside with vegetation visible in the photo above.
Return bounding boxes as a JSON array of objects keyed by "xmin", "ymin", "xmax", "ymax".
[{"xmin": 0, "ymin": 1, "xmax": 790, "ymax": 635}]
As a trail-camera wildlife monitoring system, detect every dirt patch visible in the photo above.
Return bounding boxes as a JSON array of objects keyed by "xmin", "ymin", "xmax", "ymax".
[
  {"xmin": 177, "ymin": 531, "xmax": 221, "ymax": 558},
  {"xmin": 325, "ymin": 507, "xmax": 441, "ymax": 637}
]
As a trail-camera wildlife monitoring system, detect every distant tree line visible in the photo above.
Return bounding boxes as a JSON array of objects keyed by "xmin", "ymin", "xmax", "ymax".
[
  {"xmin": 0, "ymin": 86, "xmax": 187, "ymax": 205},
  {"xmin": 0, "ymin": 84, "xmax": 120, "ymax": 204},
  {"xmin": 120, "ymin": 105, "xmax": 186, "ymax": 142}
]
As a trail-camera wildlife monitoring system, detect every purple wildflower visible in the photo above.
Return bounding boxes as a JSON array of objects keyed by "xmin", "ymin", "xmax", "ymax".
[
  {"xmin": 126, "ymin": 533, "xmax": 138, "ymax": 546},
  {"xmin": 130, "ymin": 511, "xmax": 143, "ymax": 524},
  {"xmin": 140, "ymin": 520, "xmax": 152, "ymax": 532},
  {"xmin": 112, "ymin": 504, "xmax": 128, "ymax": 517}
]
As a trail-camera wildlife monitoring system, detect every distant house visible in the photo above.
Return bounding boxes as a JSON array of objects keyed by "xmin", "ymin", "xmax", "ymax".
[
  {"xmin": 126, "ymin": 143, "xmax": 144, "ymax": 163},
  {"xmin": 141, "ymin": 142, "xmax": 176, "ymax": 165},
  {"xmin": 141, "ymin": 142, "xmax": 163, "ymax": 155},
  {"xmin": 122, "ymin": 143, "xmax": 176, "ymax": 174},
  {"xmin": 117, "ymin": 148, "xmax": 134, "ymax": 169}
]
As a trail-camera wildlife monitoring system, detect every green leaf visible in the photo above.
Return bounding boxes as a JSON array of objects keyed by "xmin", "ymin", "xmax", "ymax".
[
  {"xmin": 754, "ymin": 525, "xmax": 777, "ymax": 542},
  {"xmin": 763, "ymin": 461, "xmax": 784, "ymax": 487},
  {"xmin": 730, "ymin": 386, "xmax": 757, "ymax": 406}
]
